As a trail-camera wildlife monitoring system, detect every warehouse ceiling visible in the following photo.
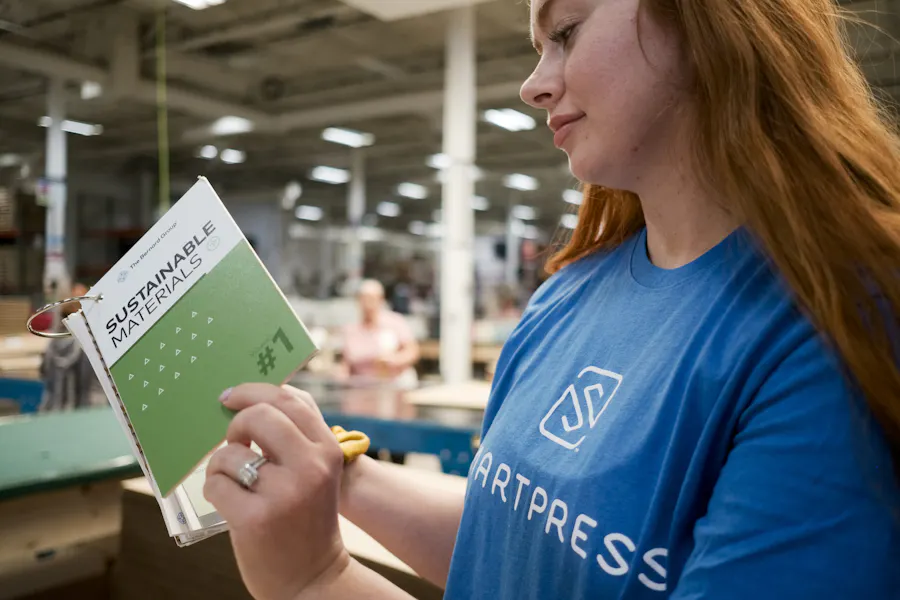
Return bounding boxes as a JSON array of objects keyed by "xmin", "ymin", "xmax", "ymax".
[{"xmin": 0, "ymin": 0, "xmax": 898, "ymax": 235}]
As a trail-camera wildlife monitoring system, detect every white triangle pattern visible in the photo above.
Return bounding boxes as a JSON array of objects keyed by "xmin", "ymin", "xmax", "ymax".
[{"xmin": 191, "ymin": 356, "xmax": 197, "ymax": 364}]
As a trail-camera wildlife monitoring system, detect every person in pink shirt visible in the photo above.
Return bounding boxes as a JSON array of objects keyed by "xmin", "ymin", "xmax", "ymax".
[{"xmin": 337, "ymin": 279, "xmax": 420, "ymax": 389}]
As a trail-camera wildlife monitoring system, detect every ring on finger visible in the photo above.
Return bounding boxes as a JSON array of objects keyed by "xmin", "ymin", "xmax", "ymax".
[{"xmin": 237, "ymin": 455, "xmax": 269, "ymax": 490}]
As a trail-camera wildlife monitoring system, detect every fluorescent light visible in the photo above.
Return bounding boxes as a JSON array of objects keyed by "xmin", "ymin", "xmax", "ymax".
[
  {"xmin": 503, "ymin": 173, "xmax": 539, "ymax": 191},
  {"xmin": 397, "ymin": 182, "xmax": 428, "ymax": 200},
  {"xmin": 80, "ymin": 81, "xmax": 102, "ymax": 100},
  {"xmin": 295, "ymin": 205, "xmax": 324, "ymax": 221},
  {"xmin": 38, "ymin": 117, "xmax": 103, "ymax": 136},
  {"xmin": 427, "ymin": 153, "xmax": 451, "ymax": 169},
  {"xmin": 210, "ymin": 116, "xmax": 254, "ymax": 136},
  {"xmin": 512, "ymin": 205, "xmax": 537, "ymax": 220},
  {"xmin": 0, "ymin": 154, "xmax": 21, "ymax": 167},
  {"xmin": 197, "ymin": 145, "xmax": 218, "ymax": 160},
  {"xmin": 484, "ymin": 108, "xmax": 536, "ymax": 132},
  {"xmin": 377, "ymin": 201, "xmax": 401, "ymax": 217},
  {"xmin": 408, "ymin": 221, "xmax": 427, "ymax": 236},
  {"xmin": 561, "ymin": 213, "xmax": 579, "ymax": 229},
  {"xmin": 358, "ymin": 227, "xmax": 385, "ymax": 242},
  {"xmin": 309, "ymin": 166, "xmax": 351, "ymax": 185},
  {"xmin": 322, "ymin": 127, "xmax": 375, "ymax": 148},
  {"xmin": 281, "ymin": 181, "xmax": 303, "ymax": 210},
  {"xmin": 220, "ymin": 148, "xmax": 246, "ymax": 164},
  {"xmin": 563, "ymin": 189, "xmax": 583, "ymax": 205},
  {"xmin": 472, "ymin": 196, "xmax": 490, "ymax": 211},
  {"xmin": 172, "ymin": 0, "xmax": 226, "ymax": 9}
]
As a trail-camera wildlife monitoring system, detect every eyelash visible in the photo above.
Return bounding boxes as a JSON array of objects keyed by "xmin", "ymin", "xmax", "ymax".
[{"xmin": 548, "ymin": 22, "xmax": 578, "ymax": 47}]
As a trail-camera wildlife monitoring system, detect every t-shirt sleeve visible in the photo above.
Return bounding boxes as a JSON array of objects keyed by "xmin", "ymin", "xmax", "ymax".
[{"xmin": 671, "ymin": 334, "xmax": 900, "ymax": 599}]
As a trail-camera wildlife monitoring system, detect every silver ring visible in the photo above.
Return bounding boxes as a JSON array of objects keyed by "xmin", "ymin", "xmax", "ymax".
[
  {"xmin": 237, "ymin": 455, "xmax": 268, "ymax": 490},
  {"xmin": 26, "ymin": 294, "xmax": 104, "ymax": 339}
]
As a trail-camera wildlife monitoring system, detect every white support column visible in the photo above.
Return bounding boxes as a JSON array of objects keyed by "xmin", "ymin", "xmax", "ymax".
[
  {"xmin": 318, "ymin": 227, "xmax": 335, "ymax": 299},
  {"xmin": 345, "ymin": 148, "xmax": 366, "ymax": 293},
  {"xmin": 440, "ymin": 6, "xmax": 477, "ymax": 384},
  {"xmin": 505, "ymin": 194, "xmax": 521, "ymax": 287},
  {"xmin": 43, "ymin": 78, "xmax": 71, "ymax": 298}
]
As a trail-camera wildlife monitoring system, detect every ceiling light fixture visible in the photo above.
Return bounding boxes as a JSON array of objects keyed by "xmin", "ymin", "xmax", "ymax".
[
  {"xmin": 80, "ymin": 81, "xmax": 102, "ymax": 100},
  {"xmin": 484, "ymin": 108, "xmax": 536, "ymax": 132},
  {"xmin": 427, "ymin": 153, "xmax": 451, "ymax": 169},
  {"xmin": 408, "ymin": 221, "xmax": 427, "ymax": 236},
  {"xmin": 295, "ymin": 205, "xmax": 324, "ymax": 221},
  {"xmin": 197, "ymin": 145, "xmax": 218, "ymax": 160},
  {"xmin": 472, "ymin": 195, "xmax": 490, "ymax": 211},
  {"xmin": 171, "ymin": 0, "xmax": 226, "ymax": 10},
  {"xmin": 563, "ymin": 189, "xmax": 583, "ymax": 205},
  {"xmin": 561, "ymin": 213, "xmax": 579, "ymax": 229},
  {"xmin": 38, "ymin": 117, "xmax": 103, "ymax": 136},
  {"xmin": 0, "ymin": 154, "xmax": 21, "ymax": 167},
  {"xmin": 377, "ymin": 201, "xmax": 401, "ymax": 217},
  {"xmin": 309, "ymin": 166, "xmax": 351, "ymax": 185},
  {"xmin": 503, "ymin": 173, "xmax": 539, "ymax": 191},
  {"xmin": 281, "ymin": 181, "xmax": 303, "ymax": 210},
  {"xmin": 220, "ymin": 148, "xmax": 246, "ymax": 164},
  {"xmin": 322, "ymin": 127, "xmax": 375, "ymax": 148},
  {"xmin": 397, "ymin": 182, "xmax": 428, "ymax": 200},
  {"xmin": 210, "ymin": 116, "xmax": 254, "ymax": 136}
]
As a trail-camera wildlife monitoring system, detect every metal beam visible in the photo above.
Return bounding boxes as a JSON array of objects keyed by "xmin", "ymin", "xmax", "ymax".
[
  {"xmin": 272, "ymin": 80, "xmax": 522, "ymax": 131},
  {"xmin": 0, "ymin": 40, "xmax": 108, "ymax": 86},
  {"xmin": 0, "ymin": 39, "xmax": 271, "ymax": 123}
]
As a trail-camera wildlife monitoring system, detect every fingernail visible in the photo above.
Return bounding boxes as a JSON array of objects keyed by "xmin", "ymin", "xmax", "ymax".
[{"xmin": 219, "ymin": 388, "xmax": 233, "ymax": 403}]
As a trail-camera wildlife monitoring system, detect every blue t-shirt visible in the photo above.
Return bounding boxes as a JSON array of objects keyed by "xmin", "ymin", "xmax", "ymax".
[{"xmin": 444, "ymin": 228, "xmax": 900, "ymax": 599}]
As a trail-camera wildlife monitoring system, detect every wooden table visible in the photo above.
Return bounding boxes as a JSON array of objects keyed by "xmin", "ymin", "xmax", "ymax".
[
  {"xmin": 0, "ymin": 408, "xmax": 141, "ymax": 600},
  {"xmin": 418, "ymin": 339, "xmax": 503, "ymax": 365}
]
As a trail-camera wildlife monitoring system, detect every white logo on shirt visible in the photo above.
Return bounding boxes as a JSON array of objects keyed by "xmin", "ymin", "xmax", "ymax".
[{"xmin": 539, "ymin": 366, "xmax": 623, "ymax": 451}]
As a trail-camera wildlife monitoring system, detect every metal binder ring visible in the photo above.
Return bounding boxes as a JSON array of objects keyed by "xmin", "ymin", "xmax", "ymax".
[
  {"xmin": 26, "ymin": 294, "xmax": 104, "ymax": 339},
  {"xmin": 237, "ymin": 455, "xmax": 269, "ymax": 490}
]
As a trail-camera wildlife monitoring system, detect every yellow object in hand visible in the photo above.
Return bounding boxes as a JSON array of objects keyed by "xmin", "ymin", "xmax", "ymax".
[{"xmin": 331, "ymin": 426, "xmax": 371, "ymax": 463}]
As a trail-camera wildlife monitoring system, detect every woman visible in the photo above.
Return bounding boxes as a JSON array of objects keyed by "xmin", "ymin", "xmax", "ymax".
[{"xmin": 204, "ymin": 0, "xmax": 900, "ymax": 597}]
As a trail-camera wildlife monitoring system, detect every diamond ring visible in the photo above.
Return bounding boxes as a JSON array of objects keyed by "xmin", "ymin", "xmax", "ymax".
[{"xmin": 237, "ymin": 455, "xmax": 269, "ymax": 490}]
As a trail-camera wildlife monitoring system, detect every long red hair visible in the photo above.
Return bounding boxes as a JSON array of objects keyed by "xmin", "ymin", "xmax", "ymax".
[{"xmin": 547, "ymin": 0, "xmax": 900, "ymax": 459}]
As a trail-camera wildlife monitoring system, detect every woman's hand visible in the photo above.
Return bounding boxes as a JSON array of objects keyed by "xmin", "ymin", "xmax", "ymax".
[{"xmin": 204, "ymin": 384, "xmax": 349, "ymax": 600}]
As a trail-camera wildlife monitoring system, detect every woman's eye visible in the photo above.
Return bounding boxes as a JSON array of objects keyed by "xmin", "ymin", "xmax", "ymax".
[{"xmin": 548, "ymin": 22, "xmax": 578, "ymax": 47}]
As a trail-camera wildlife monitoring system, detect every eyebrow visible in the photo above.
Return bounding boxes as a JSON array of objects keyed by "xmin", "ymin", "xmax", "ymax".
[{"xmin": 530, "ymin": 0, "xmax": 559, "ymax": 51}]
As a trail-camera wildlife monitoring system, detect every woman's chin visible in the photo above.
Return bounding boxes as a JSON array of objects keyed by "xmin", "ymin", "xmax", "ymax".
[{"xmin": 567, "ymin": 152, "xmax": 628, "ymax": 190}]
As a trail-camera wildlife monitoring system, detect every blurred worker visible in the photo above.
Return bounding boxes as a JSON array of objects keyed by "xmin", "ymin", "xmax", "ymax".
[
  {"xmin": 337, "ymin": 279, "xmax": 420, "ymax": 389},
  {"xmin": 39, "ymin": 282, "xmax": 105, "ymax": 412}
]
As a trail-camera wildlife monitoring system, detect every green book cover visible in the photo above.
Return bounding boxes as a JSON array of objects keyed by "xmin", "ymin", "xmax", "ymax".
[{"xmin": 82, "ymin": 178, "xmax": 317, "ymax": 496}]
